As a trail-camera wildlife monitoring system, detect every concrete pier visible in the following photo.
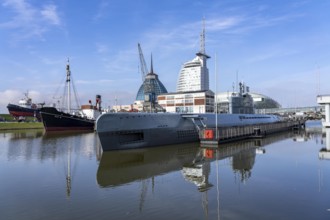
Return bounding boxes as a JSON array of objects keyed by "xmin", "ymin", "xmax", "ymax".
[
  {"xmin": 317, "ymin": 95, "xmax": 330, "ymax": 127},
  {"xmin": 200, "ymin": 120, "xmax": 305, "ymax": 146}
]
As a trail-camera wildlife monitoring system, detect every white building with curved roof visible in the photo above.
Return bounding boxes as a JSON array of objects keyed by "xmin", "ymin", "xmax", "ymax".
[
  {"xmin": 176, "ymin": 53, "xmax": 210, "ymax": 93},
  {"xmin": 176, "ymin": 20, "xmax": 210, "ymax": 93}
]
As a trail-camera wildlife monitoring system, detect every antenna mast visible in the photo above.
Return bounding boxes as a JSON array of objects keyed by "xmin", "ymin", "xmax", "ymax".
[
  {"xmin": 200, "ymin": 18, "xmax": 206, "ymax": 54},
  {"xmin": 196, "ymin": 18, "xmax": 210, "ymax": 59},
  {"xmin": 236, "ymin": 70, "xmax": 239, "ymax": 93},
  {"xmin": 317, "ymin": 65, "xmax": 320, "ymax": 95},
  {"xmin": 215, "ymin": 52, "xmax": 218, "ymax": 140}
]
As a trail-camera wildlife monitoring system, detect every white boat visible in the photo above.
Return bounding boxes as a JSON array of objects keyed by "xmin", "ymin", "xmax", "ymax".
[{"xmin": 96, "ymin": 112, "xmax": 281, "ymax": 151}]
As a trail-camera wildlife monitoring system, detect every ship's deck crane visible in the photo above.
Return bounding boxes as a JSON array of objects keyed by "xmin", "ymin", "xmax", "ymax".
[{"xmin": 138, "ymin": 43, "xmax": 149, "ymax": 82}]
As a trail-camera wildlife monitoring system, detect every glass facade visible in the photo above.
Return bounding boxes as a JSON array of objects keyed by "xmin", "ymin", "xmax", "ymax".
[
  {"xmin": 136, "ymin": 73, "xmax": 168, "ymax": 101},
  {"xmin": 176, "ymin": 56, "xmax": 209, "ymax": 93}
]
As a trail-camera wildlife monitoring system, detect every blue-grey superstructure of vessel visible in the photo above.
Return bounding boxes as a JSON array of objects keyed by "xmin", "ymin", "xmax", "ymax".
[{"xmin": 96, "ymin": 112, "xmax": 281, "ymax": 151}]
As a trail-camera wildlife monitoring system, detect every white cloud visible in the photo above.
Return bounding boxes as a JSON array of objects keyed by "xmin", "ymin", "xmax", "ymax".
[
  {"xmin": 0, "ymin": 89, "xmax": 43, "ymax": 113},
  {"xmin": 1, "ymin": 89, "xmax": 21, "ymax": 104},
  {"xmin": 0, "ymin": 0, "xmax": 62, "ymax": 42},
  {"xmin": 207, "ymin": 17, "xmax": 243, "ymax": 31},
  {"xmin": 75, "ymin": 79, "xmax": 115, "ymax": 85},
  {"xmin": 1, "ymin": 0, "xmax": 37, "ymax": 28},
  {"xmin": 41, "ymin": 4, "xmax": 60, "ymax": 25}
]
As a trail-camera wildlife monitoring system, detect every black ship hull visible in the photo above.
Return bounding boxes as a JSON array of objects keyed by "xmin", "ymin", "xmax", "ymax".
[
  {"xmin": 7, "ymin": 103, "xmax": 41, "ymax": 120},
  {"xmin": 40, "ymin": 107, "xmax": 95, "ymax": 131}
]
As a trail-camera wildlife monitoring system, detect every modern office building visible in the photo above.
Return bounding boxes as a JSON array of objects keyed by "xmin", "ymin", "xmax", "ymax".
[
  {"xmin": 158, "ymin": 20, "xmax": 214, "ymax": 113},
  {"xmin": 176, "ymin": 20, "xmax": 210, "ymax": 93}
]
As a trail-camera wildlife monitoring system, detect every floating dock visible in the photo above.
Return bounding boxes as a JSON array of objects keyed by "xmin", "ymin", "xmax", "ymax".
[{"xmin": 199, "ymin": 120, "xmax": 305, "ymax": 147}]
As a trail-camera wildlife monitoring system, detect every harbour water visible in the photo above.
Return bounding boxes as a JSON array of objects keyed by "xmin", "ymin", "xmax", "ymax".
[{"xmin": 1, "ymin": 120, "xmax": 330, "ymax": 219}]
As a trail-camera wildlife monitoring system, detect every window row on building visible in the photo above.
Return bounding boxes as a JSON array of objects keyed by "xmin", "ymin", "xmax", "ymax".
[{"xmin": 158, "ymin": 90, "xmax": 214, "ymax": 113}]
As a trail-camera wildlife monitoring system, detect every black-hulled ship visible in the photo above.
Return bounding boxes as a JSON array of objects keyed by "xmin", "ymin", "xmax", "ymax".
[
  {"xmin": 40, "ymin": 60, "xmax": 102, "ymax": 131},
  {"xmin": 40, "ymin": 107, "xmax": 95, "ymax": 131},
  {"xmin": 7, "ymin": 92, "xmax": 44, "ymax": 121}
]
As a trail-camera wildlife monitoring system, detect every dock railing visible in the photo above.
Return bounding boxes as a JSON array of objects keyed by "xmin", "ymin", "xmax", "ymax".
[{"xmin": 199, "ymin": 120, "xmax": 306, "ymax": 146}]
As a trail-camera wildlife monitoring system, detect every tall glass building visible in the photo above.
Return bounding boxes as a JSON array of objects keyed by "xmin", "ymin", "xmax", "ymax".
[
  {"xmin": 176, "ymin": 21, "xmax": 210, "ymax": 93},
  {"xmin": 176, "ymin": 53, "xmax": 210, "ymax": 93}
]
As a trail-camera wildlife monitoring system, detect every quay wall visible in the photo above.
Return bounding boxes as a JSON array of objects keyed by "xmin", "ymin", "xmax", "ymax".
[{"xmin": 200, "ymin": 120, "xmax": 305, "ymax": 145}]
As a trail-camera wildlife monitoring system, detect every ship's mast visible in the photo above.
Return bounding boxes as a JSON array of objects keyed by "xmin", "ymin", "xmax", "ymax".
[{"xmin": 66, "ymin": 59, "xmax": 71, "ymax": 113}]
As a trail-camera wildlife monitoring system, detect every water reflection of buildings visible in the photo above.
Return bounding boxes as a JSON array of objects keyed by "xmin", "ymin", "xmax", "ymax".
[
  {"xmin": 4, "ymin": 130, "xmax": 43, "ymax": 139},
  {"xmin": 3, "ymin": 130, "xmax": 99, "ymax": 198},
  {"xmin": 97, "ymin": 131, "xmax": 294, "ymax": 216},
  {"xmin": 182, "ymin": 132, "xmax": 294, "ymax": 190},
  {"xmin": 292, "ymin": 126, "xmax": 322, "ymax": 143},
  {"xmin": 232, "ymin": 148, "xmax": 255, "ymax": 183},
  {"xmin": 4, "ymin": 130, "xmax": 44, "ymax": 161},
  {"xmin": 182, "ymin": 150, "xmax": 212, "ymax": 192},
  {"xmin": 41, "ymin": 131, "xmax": 100, "ymax": 198},
  {"xmin": 289, "ymin": 121, "xmax": 330, "ymax": 160},
  {"xmin": 319, "ymin": 128, "xmax": 330, "ymax": 160},
  {"xmin": 97, "ymin": 132, "xmax": 295, "ymax": 189},
  {"xmin": 181, "ymin": 144, "xmax": 259, "ymax": 219}
]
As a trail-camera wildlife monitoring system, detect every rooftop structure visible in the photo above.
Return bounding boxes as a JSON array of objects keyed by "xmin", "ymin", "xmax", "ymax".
[{"xmin": 250, "ymin": 93, "xmax": 281, "ymax": 109}]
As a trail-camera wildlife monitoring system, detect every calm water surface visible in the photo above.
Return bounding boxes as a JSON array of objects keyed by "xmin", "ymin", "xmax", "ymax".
[{"xmin": 1, "ymin": 120, "xmax": 330, "ymax": 220}]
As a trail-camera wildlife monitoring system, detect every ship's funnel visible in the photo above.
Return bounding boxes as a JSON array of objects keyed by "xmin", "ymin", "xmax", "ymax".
[{"xmin": 96, "ymin": 95, "xmax": 102, "ymax": 111}]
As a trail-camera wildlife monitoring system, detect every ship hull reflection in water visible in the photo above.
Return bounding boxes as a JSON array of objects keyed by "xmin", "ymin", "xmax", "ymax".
[
  {"xmin": 97, "ymin": 143, "xmax": 200, "ymax": 187},
  {"xmin": 97, "ymin": 131, "xmax": 293, "ymax": 188}
]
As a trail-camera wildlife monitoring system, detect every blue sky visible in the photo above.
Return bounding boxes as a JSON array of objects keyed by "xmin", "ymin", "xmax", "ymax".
[{"xmin": 1, "ymin": 0, "xmax": 330, "ymax": 113}]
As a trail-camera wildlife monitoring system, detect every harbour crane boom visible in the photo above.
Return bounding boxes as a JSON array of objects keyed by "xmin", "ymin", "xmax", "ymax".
[{"xmin": 138, "ymin": 43, "xmax": 149, "ymax": 82}]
